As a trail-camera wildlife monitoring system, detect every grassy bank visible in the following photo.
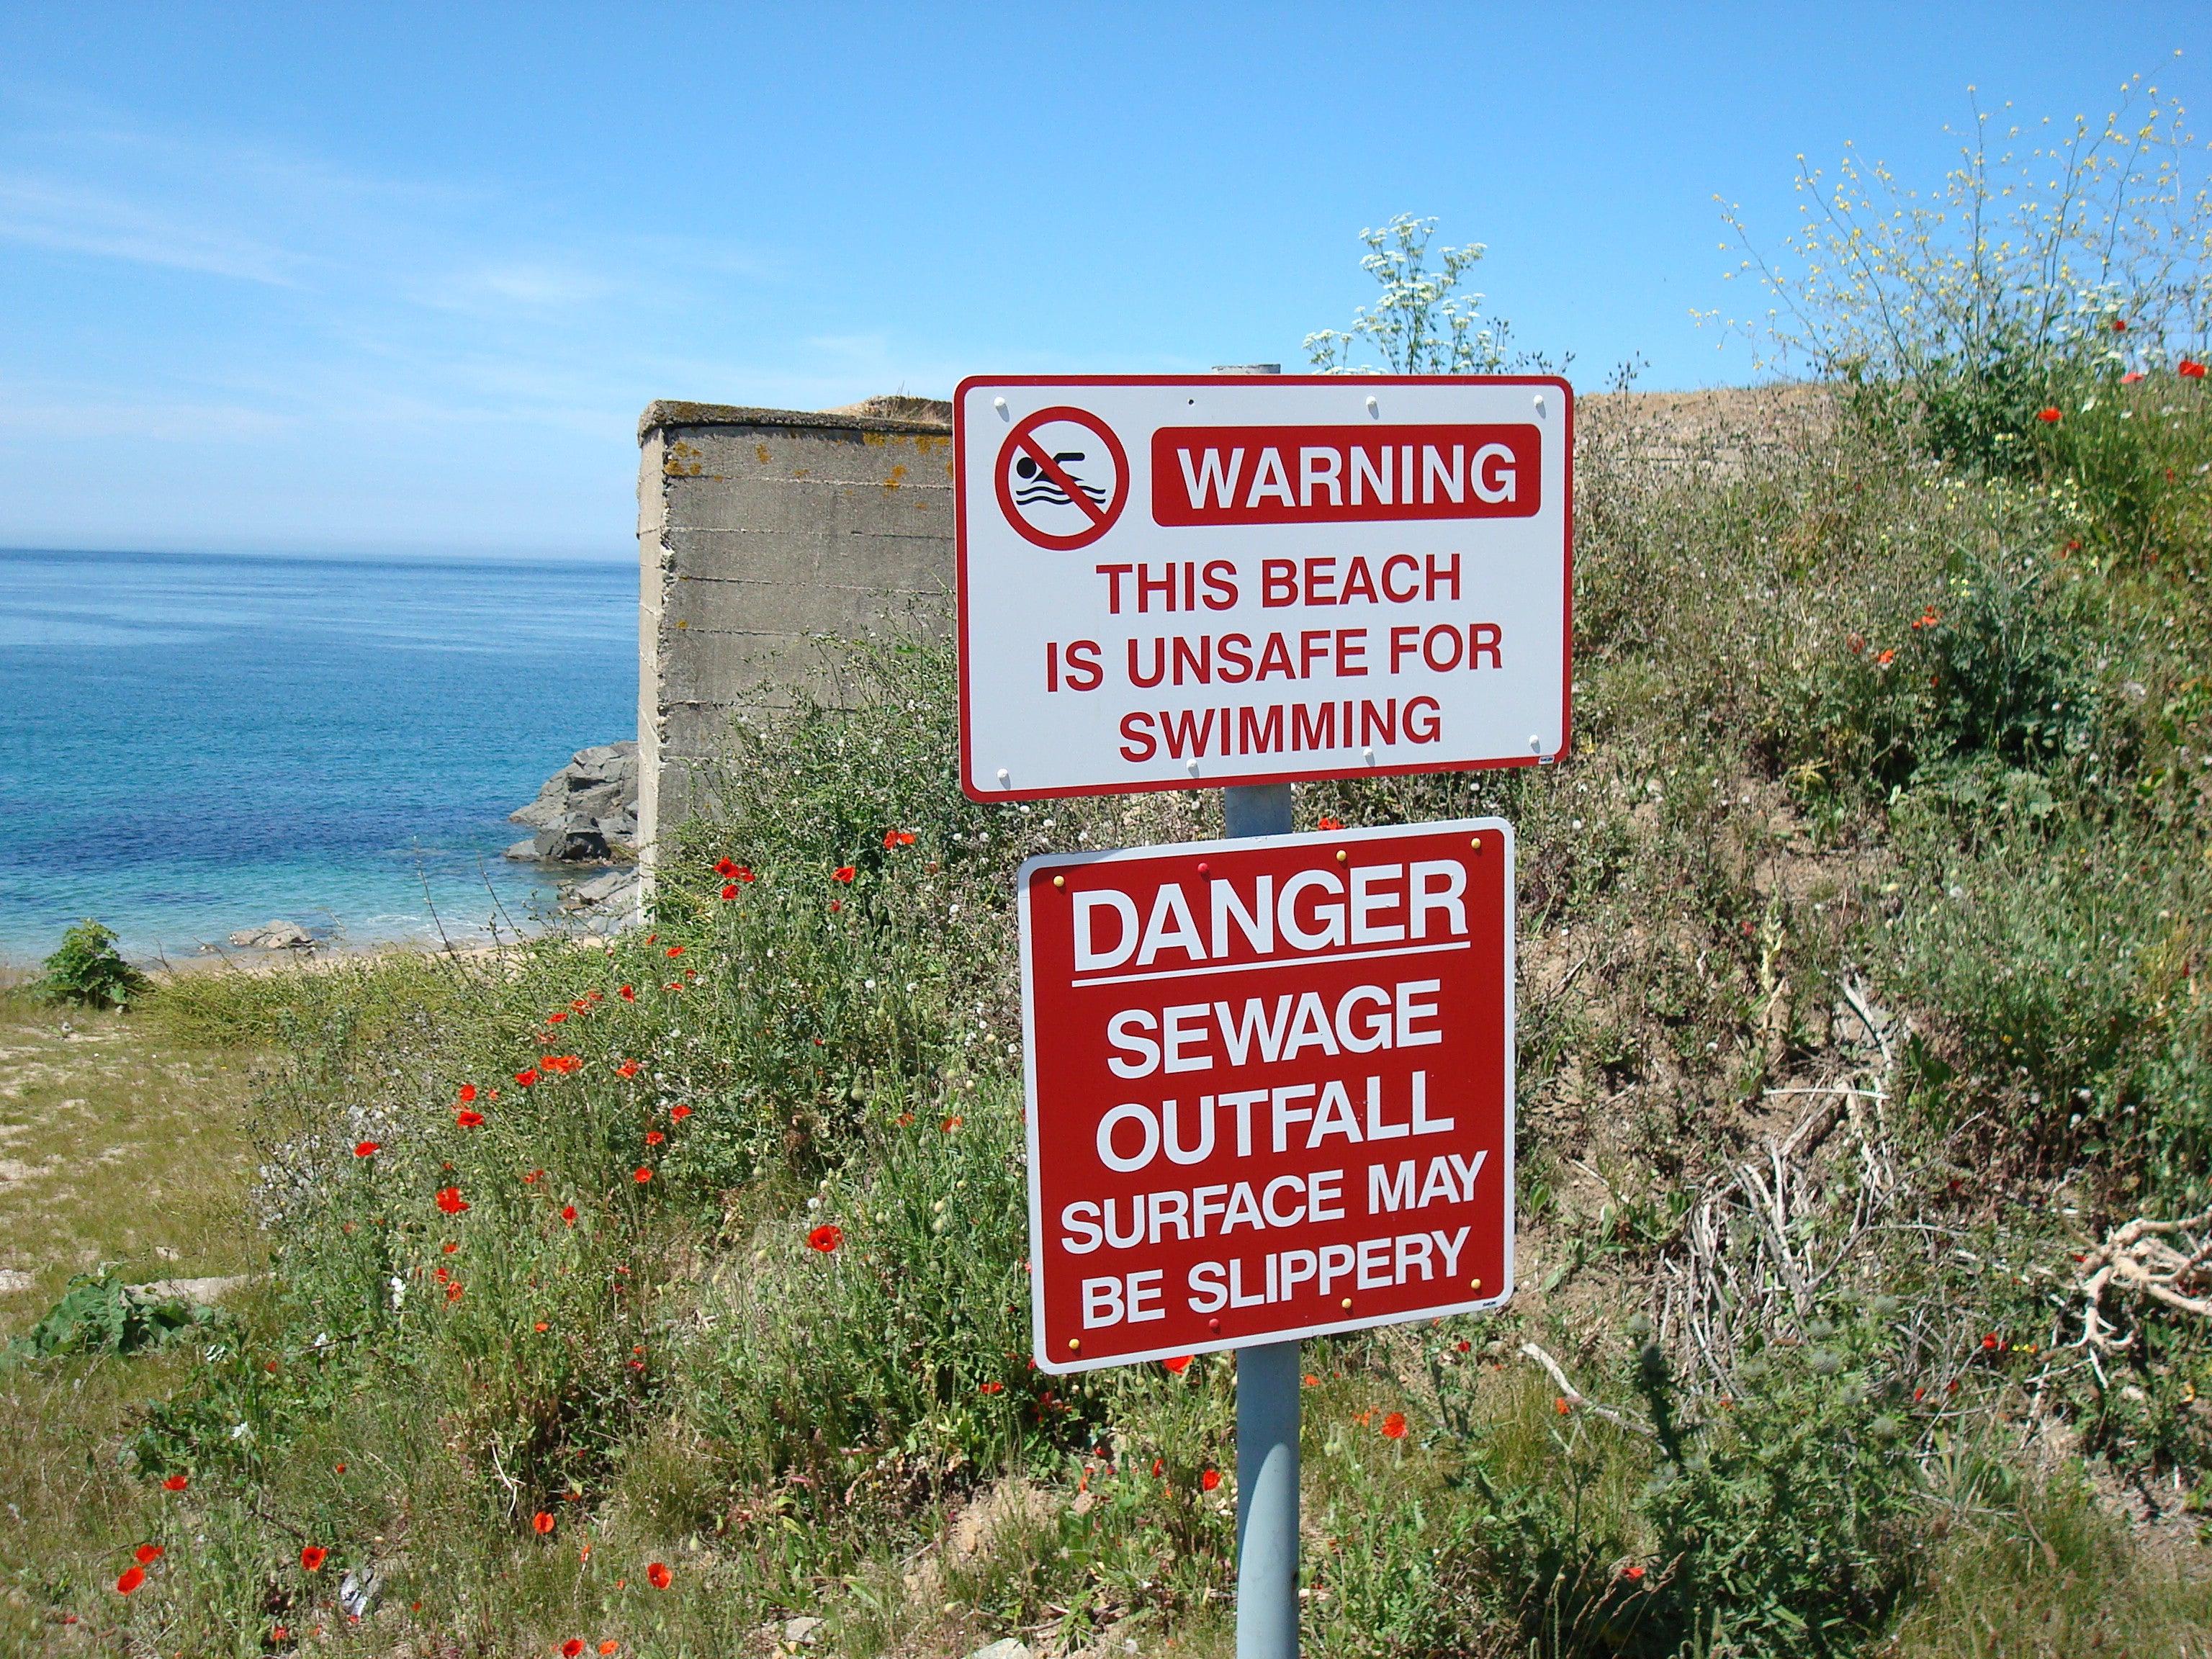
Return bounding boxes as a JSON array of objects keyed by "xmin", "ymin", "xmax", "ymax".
[{"xmin": 6, "ymin": 357, "xmax": 2212, "ymax": 1657}]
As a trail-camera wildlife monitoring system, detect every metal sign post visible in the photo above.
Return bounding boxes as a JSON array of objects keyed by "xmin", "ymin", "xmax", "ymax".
[{"xmin": 1225, "ymin": 781, "xmax": 1300, "ymax": 1659}]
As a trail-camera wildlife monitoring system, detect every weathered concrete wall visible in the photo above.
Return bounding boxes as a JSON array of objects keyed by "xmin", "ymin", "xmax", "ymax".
[{"xmin": 635, "ymin": 396, "xmax": 956, "ymax": 850}]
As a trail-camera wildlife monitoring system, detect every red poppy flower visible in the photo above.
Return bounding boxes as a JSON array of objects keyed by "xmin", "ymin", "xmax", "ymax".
[
  {"xmin": 533, "ymin": 1511, "xmax": 555, "ymax": 1535},
  {"xmin": 354, "ymin": 1141, "xmax": 379, "ymax": 1158},
  {"xmin": 515, "ymin": 1069, "xmax": 539, "ymax": 1088},
  {"xmin": 715, "ymin": 857, "xmax": 737, "ymax": 876},
  {"xmin": 161, "ymin": 1475, "xmax": 188, "ymax": 1492},
  {"xmin": 135, "ymin": 1544, "xmax": 163, "ymax": 1564},
  {"xmin": 300, "ymin": 1546, "xmax": 328, "ymax": 1571},
  {"xmin": 832, "ymin": 866, "xmax": 856, "ymax": 884},
  {"xmin": 1380, "ymin": 1412, "xmax": 1408, "ymax": 1439},
  {"xmin": 446, "ymin": 1282, "xmax": 463, "ymax": 1302},
  {"xmin": 1555, "ymin": 1398, "xmax": 1571, "ymax": 1416},
  {"xmin": 459, "ymin": 1084, "xmax": 477, "ymax": 1103},
  {"xmin": 1162, "ymin": 1355, "xmax": 1192, "ymax": 1375},
  {"xmin": 1151, "ymin": 1458, "xmax": 1164, "ymax": 1477},
  {"xmin": 523, "ymin": 1169, "xmax": 544, "ymax": 1184},
  {"xmin": 883, "ymin": 830, "xmax": 915, "ymax": 848},
  {"xmin": 1876, "ymin": 649, "xmax": 1896, "ymax": 667},
  {"xmin": 435, "ymin": 1187, "xmax": 469, "ymax": 1215},
  {"xmin": 2182, "ymin": 359, "xmax": 2206, "ymax": 378},
  {"xmin": 547, "ymin": 1010, "xmax": 567, "ymax": 1024},
  {"xmin": 115, "ymin": 1566, "xmax": 145, "ymax": 1594},
  {"xmin": 1624, "ymin": 1564, "xmax": 1646, "ymax": 1581},
  {"xmin": 544, "ymin": 1055, "xmax": 581, "ymax": 1074},
  {"xmin": 979, "ymin": 1380, "xmax": 1004, "ymax": 1394},
  {"xmin": 601, "ymin": 1643, "xmax": 620, "ymax": 1655},
  {"xmin": 619, "ymin": 985, "xmax": 634, "ymax": 1002},
  {"xmin": 896, "ymin": 1112, "xmax": 914, "ymax": 1127},
  {"xmin": 721, "ymin": 884, "xmax": 739, "ymax": 900},
  {"xmin": 644, "ymin": 1130, "xmax": 665, "ymax": 1146},
  {"xmin": 457, "ymin": 1110, "xmax": 484, "ymax": 1128},
  {"xmin": 562, "ymin": 1205, "xmax": 577, "ymax": 1224},
  {"xmin": 829, "ymin": 899, "xmax": 842, "ymax": 913},
  {"xmin": 1316, "ymin": 817, "xmax": 1343, "ymax": 830},
  {"xmin": 564, "ymin": 1642, "xmax": 584, "ymax": 1658},
  {"xmin": 634, "ymin": 1168, "xmax": 652, "ymax": 1184},
  {"xmin": 670, "ymin": 1104, "xmax": 691, "ymax": 1121},
  {"xmin": 2111, "ymin": 318, "xmax": 2128, "ymax": 332},
  {"xmin": 2123, "ymin": 369, "xmax": 2146, "ymax": 384},
  {"xmin": 665, "ymin": 945, "xmax": 683, "ymax": 958},
  {"xmin": 2036, "ymin": 406, "xmax": 2062, "ymax": 423},
  {"xmin": 616, "ymin": 1060, "xmax": 640, "ymax": 1078},
  {"xmin": 441, "ymin": 1241, "xmax": 457, "ymax": 1254},
  {"xmin": 647, "ymin": 1562, "xmax": 673, "ymax": 1590},
  {"xmin": 808, "ymin": 1224, "xmax": 843, "ymax": 1253},
  {"xmin": 1455, "ymin": 1339, "xmax": 1471, "ymax": 1353},
  {"xmin": 1200, "ymin": 1468, "xmax": 1221, "ymax": 1491},
  {"xmin": 1981, "ymin": 1334, "xmax": 2000, "ymax": 1350}
]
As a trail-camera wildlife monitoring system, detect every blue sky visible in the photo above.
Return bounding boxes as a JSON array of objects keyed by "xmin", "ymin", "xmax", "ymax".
[{"xmin": 0, "ymin": 3, "xmax": 2202, "ymax": 558}]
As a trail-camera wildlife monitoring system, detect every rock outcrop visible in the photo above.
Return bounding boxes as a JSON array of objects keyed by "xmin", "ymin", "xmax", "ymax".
[
  {"xmin": 228, "ymin": 921, "xmax": 315, "ymax": 950},
  {"xmin": 505, "ymin": 742, "xmax": 637, "ymax": 863}
]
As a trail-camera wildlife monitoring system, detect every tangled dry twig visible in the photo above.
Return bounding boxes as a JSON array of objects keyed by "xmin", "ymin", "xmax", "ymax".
[{"xmin": 2069, "ymin": 1208, "xmax": 2212, "ymax": 1353}]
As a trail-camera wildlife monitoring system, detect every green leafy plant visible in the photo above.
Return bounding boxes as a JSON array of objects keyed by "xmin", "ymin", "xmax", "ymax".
[
  {"xmin": 1, "ymin": 1272, "xmax": 221, "ymax": 1370},
  {"xmin": 35, "ymin": 917, "xmax": 149, "ymax": 1008}
]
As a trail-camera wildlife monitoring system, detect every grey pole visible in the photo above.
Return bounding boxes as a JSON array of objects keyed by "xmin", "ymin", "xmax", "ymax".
[
  {"xmin": 1214, "ymin": 359, "xmax": 1300, "ymax": 1659},
  {"xmin": 1226, "ymin": 781, "xmax": 1297, "ymax": 1659}
]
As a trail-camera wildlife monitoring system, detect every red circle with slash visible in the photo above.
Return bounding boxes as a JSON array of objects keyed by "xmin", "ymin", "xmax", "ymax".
[{"xmin": 994, "ymin": 405, "xmax": 1130, "ymax": 552}]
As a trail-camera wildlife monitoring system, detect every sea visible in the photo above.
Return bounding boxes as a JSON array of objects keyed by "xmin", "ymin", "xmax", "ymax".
[{"xmin": 0, "ymin": 547, "xmax": 637, "ymax": 967}]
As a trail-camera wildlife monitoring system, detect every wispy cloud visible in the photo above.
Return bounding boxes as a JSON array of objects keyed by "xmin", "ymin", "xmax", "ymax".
[{"xmin": 0, "ymin": 172, "xmax": 307, "ymax": 284}]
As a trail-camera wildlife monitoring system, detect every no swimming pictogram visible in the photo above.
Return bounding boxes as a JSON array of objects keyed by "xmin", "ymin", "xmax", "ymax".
[{"xmin": 994, "ymin": 405, "xmax": 1130, "ymax": 552}]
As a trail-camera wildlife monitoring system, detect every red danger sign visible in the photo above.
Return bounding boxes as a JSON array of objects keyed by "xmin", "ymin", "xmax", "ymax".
[{"xmin": 1019, "ymin": 819, "xmax": 1515, "ymax": 1372}]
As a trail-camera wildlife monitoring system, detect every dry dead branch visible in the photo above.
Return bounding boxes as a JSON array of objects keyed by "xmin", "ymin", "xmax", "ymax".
[
  {"xmin": 2068, "ymin": 1208, "xmax": 2212, "ymax": 1353},
  {"xmin": 1518, "ymin": 1341, "xmax": 1654, "ymax": 1437}
]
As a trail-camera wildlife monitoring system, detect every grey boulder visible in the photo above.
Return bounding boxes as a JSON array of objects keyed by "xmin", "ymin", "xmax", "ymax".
[
  {"xmin": 511, "ymin": 740, "xmax": 639, "ymax": 830},
  {"xmin": 229, "ymin": 921, "xmax": 313, "ymax": 950},
  {"xmin": 534, "ymin": 813, "xmax": 609, "ymax": 863},
  {"xmin": 503, "ymin": 838, "xmax": 540, "ymax": 861}
]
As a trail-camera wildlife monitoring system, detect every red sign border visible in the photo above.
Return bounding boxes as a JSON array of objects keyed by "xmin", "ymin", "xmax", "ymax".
[
  {"xmin": 953, "ymin": 374, "xmax": 1575, "ymax": 804},
  {"xmin": 1017, "ymin": 817, "xmax": 1517, "ymax": 1375},
  {"xmin": 994, "ymin": 405, "xmax": 1132, "ymax": 551}
]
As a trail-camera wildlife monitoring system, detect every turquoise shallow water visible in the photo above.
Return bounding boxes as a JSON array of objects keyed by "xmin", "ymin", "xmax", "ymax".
[{"xmin": 0, "ymin": 548, "xmax": 637, "ymax": 965}]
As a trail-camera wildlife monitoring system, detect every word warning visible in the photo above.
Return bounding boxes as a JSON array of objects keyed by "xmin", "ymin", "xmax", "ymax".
[
  {"xmin": 1019, "ymin": 819, "xmax": 1515, "ymax": 1372},
  {"xmin": 956, "ymin": 375, "xmax": 1573, "ymax": 801}
]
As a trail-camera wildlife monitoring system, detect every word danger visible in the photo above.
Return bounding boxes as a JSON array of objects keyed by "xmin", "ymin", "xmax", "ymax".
[
  {"xmin": 1149, "ymin": 423, "xmax": 1539, "ymax": 526},
  {"xmin": 1071, "ymin": 859, "xmax": 1468, "ymax": 971}
]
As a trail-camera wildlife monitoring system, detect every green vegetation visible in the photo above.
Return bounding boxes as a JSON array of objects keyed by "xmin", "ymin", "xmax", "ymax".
[
  {"xmin": 9, "ymin": 86, "xmax": 2212, "ymax": 1657},
  {"xmin": 34, "ymin": 920, "xmax": 150, "ymax": 1010}
]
